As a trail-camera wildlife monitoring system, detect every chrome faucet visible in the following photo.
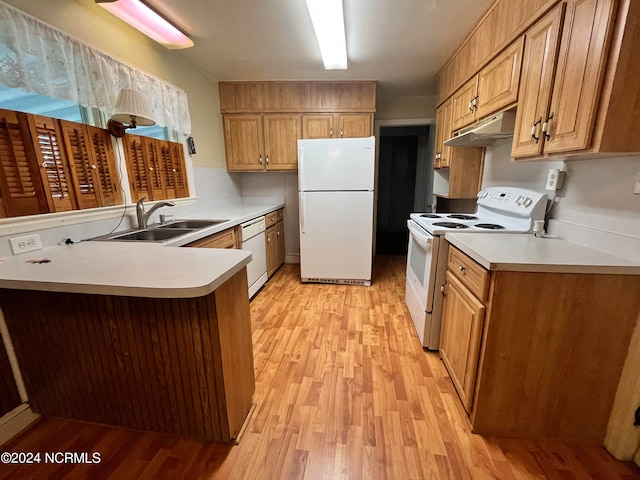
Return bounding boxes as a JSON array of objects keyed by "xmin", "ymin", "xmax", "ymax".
[{"xmin": 135, "ymin": 197, "xmax": 175, "ymax": 229}]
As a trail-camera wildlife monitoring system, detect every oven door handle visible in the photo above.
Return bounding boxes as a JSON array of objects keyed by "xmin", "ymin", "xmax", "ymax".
[{"xmin": 407, "ymin": 220, "xmax": 433, "ymax": 249}]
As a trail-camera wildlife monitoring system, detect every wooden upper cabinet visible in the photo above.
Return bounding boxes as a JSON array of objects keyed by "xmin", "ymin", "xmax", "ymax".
[
  {"xmin": 0, "ymin": 109, "xmax": 47, "ymax": 217},
  {"xmin": 451, "ymin": 38, "xmax": 524, "ymax": 132},
  {"xmin": 512, "ymin": 0, "xmax": 640, "ymax": 160},
  {"xmin": 302, "ymin": 114, "xmax": 335, "ymax": 139},
  {"xmin": 27, "ymin": 114, "xmax": 77, "ymax": 212},
  {"xmin": 220, "ymin": 82, "xmax": 376, "ymax": 171},
  {"xmin": 223, "ymin": 115, "xmax": 264, "ymax": 171},
  {"xmin": 337, "ymin": 113, "xmax": 373, "ymax": 138},
  {"xmin": 512, "ymin": 4, "xmax": 565, "ymax": 158},
  {"xmin": 262, "ymin": 114, "xmax": 301, "ymax": 170},
  {"xmin": 543, "ymin": 0, "xmax": 614, "ymax": 154},
  {"xmin": 434, "ymin": 99, "xmax": 453, "ymax": 169},
  {"xmin": 302, "ymin": 113, "xmax": 373, "ymax": 139}
]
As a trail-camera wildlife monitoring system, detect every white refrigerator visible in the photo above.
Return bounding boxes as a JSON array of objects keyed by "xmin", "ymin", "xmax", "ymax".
[{"xmin": 298, "ymin": 136, "xmax": 375, "ymax": 286}]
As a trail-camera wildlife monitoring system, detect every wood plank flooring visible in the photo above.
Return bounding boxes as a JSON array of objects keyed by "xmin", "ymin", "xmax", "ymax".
[{"xmin": 1, "ymin": 256, "xmax": 639, "ymax": 479}]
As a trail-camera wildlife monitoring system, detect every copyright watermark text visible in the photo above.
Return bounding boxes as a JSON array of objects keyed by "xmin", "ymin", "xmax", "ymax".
[{"xmin": 1, "ymin": 451, "xmax": 101, "ymax": 464}]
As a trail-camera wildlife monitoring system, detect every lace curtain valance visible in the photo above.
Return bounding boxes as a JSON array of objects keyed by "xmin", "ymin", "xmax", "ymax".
[{"xmin": 0, "ymin": 1, "xmax": 191, "ymax": 134}]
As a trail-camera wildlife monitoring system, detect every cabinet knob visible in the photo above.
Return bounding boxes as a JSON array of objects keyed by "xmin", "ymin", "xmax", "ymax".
[
  {"xmin": 259, "ymin": 155, "xmax": 263, "ymax": 165},
  {"xmin": 329, "ymin": 128, "xmax": 333, "ymax": 138},
  {"xmin": 340, "ymin": 128, "xmax": 344, "ymax": 138},
  {"xmin": 459, "ymin": 265, "xmax": 465, "ymax": 273},
  {"xmin": 266, "ymin": 155, "xmax": 269, "ymax": 165}
]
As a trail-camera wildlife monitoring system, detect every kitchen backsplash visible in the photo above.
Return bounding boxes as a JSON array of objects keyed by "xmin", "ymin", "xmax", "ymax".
[{"xmin": 483, "ymin": 139, "xmax": 640, "ymax": 261}]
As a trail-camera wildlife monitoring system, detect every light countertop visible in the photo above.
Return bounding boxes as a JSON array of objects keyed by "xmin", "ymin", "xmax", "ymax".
[
  {"xmin": 0, "ymin": 201, "xmax": 285, "ymax": 297},
  {"xmin": 445, "ymin": 233, "xmax": 640, "ymax": 275}
]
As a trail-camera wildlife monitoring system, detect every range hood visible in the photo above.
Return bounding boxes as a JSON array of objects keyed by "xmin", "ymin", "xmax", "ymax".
[{"xmin": 444, "ymin": 110, "xmax": 516, "ymax": 147}]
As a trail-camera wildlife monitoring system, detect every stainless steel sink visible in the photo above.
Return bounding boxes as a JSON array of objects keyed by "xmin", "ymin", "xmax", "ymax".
[
  {"xmin": 157, "ymin": 219, "xmax": 228, "ymax": 229},
  {"xmin": 109, "ymin": 228, "xmax": 194, "ymax": 242}
]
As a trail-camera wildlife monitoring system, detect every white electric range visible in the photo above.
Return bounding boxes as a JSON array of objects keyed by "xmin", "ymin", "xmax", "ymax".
[{"xmin": 405, "ymin": 186, "xmax": 548, "ymax": 349}]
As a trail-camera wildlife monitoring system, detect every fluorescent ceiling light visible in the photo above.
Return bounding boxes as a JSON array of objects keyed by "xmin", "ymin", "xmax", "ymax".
[
  {"xmin": 96, "ymin": 0, "xmax": 193, "ymax": 49},
  {"xmin": 305, "ymin": 0, "xmax": 348, "ymax": 70}
]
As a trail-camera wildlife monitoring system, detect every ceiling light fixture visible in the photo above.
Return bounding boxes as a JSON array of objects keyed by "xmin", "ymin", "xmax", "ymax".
[
  {"xmin": 107, "ymin": 88, "xmax": 156, "ymax": 138},
  {"xmin": 305, "ymin": 0, "xmax": 348, "ymax": 70},
  {"xmin": 96, "ymin": 0, "xmax": 193, "ymax": 49}
]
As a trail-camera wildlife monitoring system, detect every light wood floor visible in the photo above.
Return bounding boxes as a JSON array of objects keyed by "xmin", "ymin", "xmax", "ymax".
[{"xmin": 1, "ymin": 257, "xmax": 639, "ymax": 479}]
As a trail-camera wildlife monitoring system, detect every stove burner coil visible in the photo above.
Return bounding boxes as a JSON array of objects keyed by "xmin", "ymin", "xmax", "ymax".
[
  {"xmin": 420, "ymin": 214, "xmax": 441, "ymax": 218},
  {"xmin": 447, "ymin": 214, "xmax": 478, "ymax": 220},
  {"xmin": 432, "ymin": 222, "xmax": 469, "ymax": 229},
  {"xmin": 475, "ymin": 223, "xmax": 505, "ymax": 230}
]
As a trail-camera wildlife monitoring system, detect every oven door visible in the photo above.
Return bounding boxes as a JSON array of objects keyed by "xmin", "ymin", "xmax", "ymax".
[{"xmin": 406, "ymin": 219, "xmax": 439, "ymax": 313}]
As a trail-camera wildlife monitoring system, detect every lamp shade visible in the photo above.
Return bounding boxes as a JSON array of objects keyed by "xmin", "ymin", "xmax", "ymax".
[{"xmin": 111, "ymin": 88, "xmax": 156, "ymax": 126}]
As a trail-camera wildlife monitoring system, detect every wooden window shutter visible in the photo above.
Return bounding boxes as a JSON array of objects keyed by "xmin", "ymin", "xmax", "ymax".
[
  {"xmin": 123, "ymin": 134, "xmax": 151, "ymax": 201},
  {"xmin": 86, "ymin": 125, "xmax": 122, "ymax": 206},
  {"xmin": 59, "ymin": 120, "xmax": 100, "ymax": 209},
  {"xmin": 0, "ymin": 109, "xmax": 48, "ymax": 217},
  {"xmin": 159, "ymin": 140, "xmax": 177, "ymax": 199},
  {"xmin": 168, "ymin": 141, "xmax": 189, "ymax": 198},
  {"xmin": 141, "ymin": 137, "xmax": 166, "ymax": 200},
  {"xmin": 27, "ymin": 114, "xmax": 77, "ymax": 212}
]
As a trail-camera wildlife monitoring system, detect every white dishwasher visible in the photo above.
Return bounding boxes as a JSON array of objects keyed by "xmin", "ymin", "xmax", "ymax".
[{"xmin": 241, "ymin": 216, "xmax": 268, "ymax": 298}]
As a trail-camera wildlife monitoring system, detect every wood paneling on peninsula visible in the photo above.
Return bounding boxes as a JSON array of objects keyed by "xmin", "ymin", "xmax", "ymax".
[{"xmin": 0, "ymin": 269, "xmax": 254, "ymax": 443}]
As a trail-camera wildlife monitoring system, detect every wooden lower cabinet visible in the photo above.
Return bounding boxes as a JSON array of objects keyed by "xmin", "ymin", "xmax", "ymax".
[
  {"xmin": 439, "ymin": 271, "xmax": 485, "ymax": 412},
  {"xmin": 0, "ymin": 338, "xmax": 21, "ymax": 417},
  {"xmin": 266, "ymin": 208, "xmax": 285, "ymax": 277},
  {"xmin": 0, "ymin": 269, "xmax": 255, "ymax": 443},
  {"xmin": 440, "ymin": 245, "xmax": 640, "ymax": 443},
  {"xmin": 185, "ymin": 226, "xmax": 240, "ymax": 249}
]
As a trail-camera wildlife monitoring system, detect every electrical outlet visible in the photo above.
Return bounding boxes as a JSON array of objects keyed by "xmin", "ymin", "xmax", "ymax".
[
  {"xmin": 546, "ymin": 169, "xmax": 566, "ymax": 191},
  {"xmin": 9, "ymin": 234, "xmax": 43, "ymax": 255}
]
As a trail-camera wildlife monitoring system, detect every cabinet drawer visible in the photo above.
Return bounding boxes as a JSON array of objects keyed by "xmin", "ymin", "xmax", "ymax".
[
  {"xmin": 448, "ymin": 246, "xmax": 489, "ymax": 301},
  {"xmin": 186, "ymin": 227, "xmax": 238, "ymax": 249},
  {"xmin": 265, "ymin": 208, "xmax": 284, "ymax": 228}
]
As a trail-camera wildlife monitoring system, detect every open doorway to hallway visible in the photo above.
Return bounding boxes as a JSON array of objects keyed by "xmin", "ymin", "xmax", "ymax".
[{"xmin": 376, "ymin": 125, "xmax": 433, "ymax": 255}]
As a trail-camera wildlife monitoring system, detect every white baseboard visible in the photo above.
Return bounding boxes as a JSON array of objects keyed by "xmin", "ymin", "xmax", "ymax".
[
  {"xmin": 0, "ymin": 404, "xmax": 40, "ymax": 447},
  {"xmin": 285, "ymin": 253, "xmax": 300, "ymax": 264}
]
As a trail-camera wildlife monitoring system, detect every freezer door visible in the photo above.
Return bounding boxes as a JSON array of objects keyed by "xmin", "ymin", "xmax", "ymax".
[
  {"xmin": 299, "ymin": 191, "xmax": 374, "ymax": 283},
  {"xmin": 298, "ymin": 137, "xmax": 375, "ymax": 192}
]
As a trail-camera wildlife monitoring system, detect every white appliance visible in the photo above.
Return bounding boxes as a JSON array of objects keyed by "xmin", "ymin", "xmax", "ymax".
[
  {"xmin": 241, "ymin": 216, "xmax": 268, "ymax": 298},
  {"xmin": 406, "ymin": 186, "xmax": 548, "ymax": 349},
  {"xmin": 298, "ymin": 136, "xmax": 375, "ymax": 285}
]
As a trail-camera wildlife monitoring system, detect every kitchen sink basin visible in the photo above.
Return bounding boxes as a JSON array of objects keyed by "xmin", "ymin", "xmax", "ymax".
[
  {"xmin": 157, "ymin": 219, "xmax": 228, "ymax": 229},
  {"xmin": 109, "ymin": 228, "xmax": 194, "ymax": 242}
]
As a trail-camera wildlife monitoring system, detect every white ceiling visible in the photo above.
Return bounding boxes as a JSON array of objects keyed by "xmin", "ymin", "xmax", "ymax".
[{"xmin": 146, "ymin": 0, "xmax": 493, "ymax": 99}]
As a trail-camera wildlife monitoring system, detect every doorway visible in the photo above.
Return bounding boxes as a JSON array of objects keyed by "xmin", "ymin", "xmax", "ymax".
[{"xmin": 376, "ymin": 125, "xmax": 433, "ymax": 255}]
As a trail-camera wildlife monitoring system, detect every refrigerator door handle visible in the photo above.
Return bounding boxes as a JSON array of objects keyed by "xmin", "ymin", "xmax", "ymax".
[
  {"xmin": 298, "ymin": 192, "xmax": 305, "ymax": 233},
  {"xmin": 298, "ymin": 145, "xmax": 305, "ymax": 191},
  {"xmin": 299, "ymin": 192, "xmax": 306, "ymax": 233}
]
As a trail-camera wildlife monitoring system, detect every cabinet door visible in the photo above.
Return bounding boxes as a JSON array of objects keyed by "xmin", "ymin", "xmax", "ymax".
[
  {"xmin": 160, "ymin": 140, "xmax": 189, "ymax": 199},
  {"xmin": 141, "ymin": 137, "xmax": 167, "ymax": 200},
  {"xmin": 512, "ymin": 4, "xmax": 565, "ymax": 159},
  {"xmin": 440, "ymin": 271, "xmax": 486, "ymax": 412},
  {"xmin": 302, "ymin": 114, "xmax": 335, "ymax": 138},
  {"xmin": 276, "ymin": 220, "xmax": 285, "ymax": 268},
  {"xmin": 337, "ymin": 113, "xmax": 373, "ymax": 138},
  {"xmin": 544, "ymin": 0, "xmax": 616, "ymax": 154},
  {"xmin": 266, "ymin": 225, "xmax": 278, "ymax": 276},
  {"xmin": 475, "ymin": 37, "xmax": 524, "ymax": 119},
  {"xmin": 450, "ymin": 77, "xmax": 478, "ymax": 131},
  {"xmin": 263, "ymin": 114, "xmax": 301, "ymax": 171},
  {"xmin": 435, "ymin": 99, "xmax": 453, "ymax": 169},
  {"xmin": 223, "ymin": 115, "xmax": 265, "ymax": 171},
  {"xmin": 0, "ymin": 109, "xmax": 48, "ymax": 217},
  {"xmin": 85, "ymin": 125, "xmax": 122, "ymax": 206}
]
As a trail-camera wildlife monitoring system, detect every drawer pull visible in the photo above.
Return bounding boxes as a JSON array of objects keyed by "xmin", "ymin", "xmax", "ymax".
[{"xmin": 459, "ymin": 265, "xmax": 465, "ymax": 273}]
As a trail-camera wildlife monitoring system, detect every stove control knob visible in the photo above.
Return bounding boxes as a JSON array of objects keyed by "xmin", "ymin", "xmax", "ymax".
[
  {"xmin": 523, "ymin": 197, "xmax": 533, "ymax": 207},
  {"xmin": 516, "ymin": 195, "xmax": 524, "ymax": 205}
]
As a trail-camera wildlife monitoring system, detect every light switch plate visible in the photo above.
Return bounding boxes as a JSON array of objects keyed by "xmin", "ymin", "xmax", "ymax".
[{"xmin": 9, "ymin": 234, "xmax": 42, "ymax": 255}]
